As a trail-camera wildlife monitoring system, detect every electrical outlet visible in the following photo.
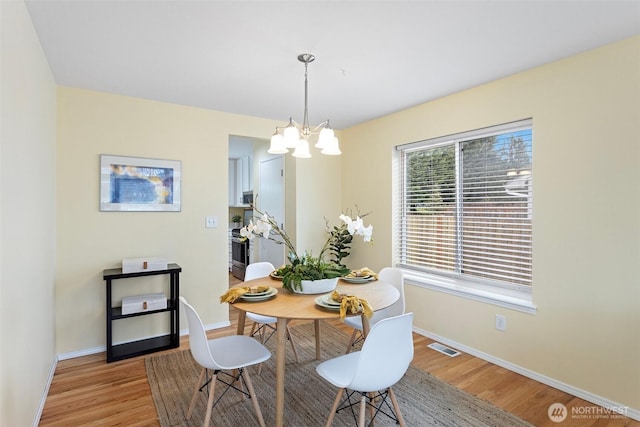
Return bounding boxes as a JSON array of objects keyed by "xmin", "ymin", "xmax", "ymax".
[
  {"xmin": 495, "ymin": 314, "xmax": 506, "ymax": 331},
  {"xmin": 205, "ymin": 216, "xmax": 218, "ymax": 228}
]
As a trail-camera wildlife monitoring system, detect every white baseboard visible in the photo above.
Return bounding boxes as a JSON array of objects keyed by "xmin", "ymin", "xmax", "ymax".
[
  {"xmin": 33, "ymin": 356, "xmax": 58, "ymax": 427},
  {"xmin": 413, "ymin": 326, "xmax": 639, "ymax": 422},
  {"xmin": 58, "ymin": 345, "xmax": 106, "ymax": 361},
  {"xmin": 57, "ymin": 320, "xmax": 232, "ymax": 361}
]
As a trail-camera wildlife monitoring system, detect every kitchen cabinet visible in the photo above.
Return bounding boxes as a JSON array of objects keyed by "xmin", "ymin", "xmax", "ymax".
[{"xmin": 229, "ymin": 156, "xmax": 252, "ymax": 206}]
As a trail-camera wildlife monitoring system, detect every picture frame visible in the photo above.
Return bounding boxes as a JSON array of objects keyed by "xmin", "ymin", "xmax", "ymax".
[{"xmin": 100, "ymin": 154, "xmax": 181, "ymax": 212}]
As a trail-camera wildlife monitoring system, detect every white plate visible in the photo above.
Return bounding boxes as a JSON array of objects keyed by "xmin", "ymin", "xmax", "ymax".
[
  {"xmin": 315, "ymin": 295, "xmax": 341, "ymax": 311},
  {"xmin": 341, "ymin": 276, "xmax": 376, "ymax": 284},
  {"xmin": 320, "ymin": 294, "xmax": 341, "ymax": 307},
  {"xmin": 243, "ymin": 287, "xmax": 271, "ymax": 297},
  {"xmin": 240, "ymin": 287, "xmax": 278, "ymax": 301},
  {"xmin": 269, "ymin": 271, "xmax": 283, "ymax": 281}
]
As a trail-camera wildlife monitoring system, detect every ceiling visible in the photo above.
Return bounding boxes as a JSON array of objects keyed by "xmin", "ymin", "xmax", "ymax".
[{"xmin": 25, "ymin": 1, "xmax": 640, "ymax": 131}]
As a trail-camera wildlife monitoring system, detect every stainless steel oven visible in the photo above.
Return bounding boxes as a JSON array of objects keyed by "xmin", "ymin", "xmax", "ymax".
[{"xmin": 231, "ymin": 229, "xmax": 249, "ymax": 280}]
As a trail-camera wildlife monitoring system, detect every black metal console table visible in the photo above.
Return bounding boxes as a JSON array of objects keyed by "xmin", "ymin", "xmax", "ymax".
[{"xmin": 103, "ymin": 263, "xmax": 181, "ymax": 362}]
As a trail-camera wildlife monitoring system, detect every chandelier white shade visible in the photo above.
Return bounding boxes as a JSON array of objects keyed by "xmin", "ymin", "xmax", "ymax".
[{"xmin": 268, "ymin": 54, "xmax": 341, "ymax": 158}]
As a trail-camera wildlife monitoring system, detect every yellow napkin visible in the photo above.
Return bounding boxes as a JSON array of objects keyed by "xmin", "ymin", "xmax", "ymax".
[
  {"xmin": 331, "ymin": 290, "xmax": 373, "ymax": 320},
  {"xmin": 220, "ymin": 286, "xmax": 270, "ymax": 303},
  {"xmin": 345, "ymin": 267, "xmax": 378, "ymax": 280}
]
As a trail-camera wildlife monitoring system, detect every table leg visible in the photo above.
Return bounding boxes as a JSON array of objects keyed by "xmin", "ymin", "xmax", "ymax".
[
  {"xmin": 361, "ymin": 313, "xmax": 371, "ymax": 338},
  {"xmin": 275, "ymin": 317, "xmax": 287, "ymax": 427},
  {"xmin": 236, "ymin": 310, "xmax": 247, "ymax": 336},
  {"xmin": 314, "ymin": 319, "xmax": 321, "ymax": 360}
]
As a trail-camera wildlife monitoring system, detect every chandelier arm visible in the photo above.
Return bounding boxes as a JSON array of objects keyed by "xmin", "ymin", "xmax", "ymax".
[
  {"xmin": 309, "ymin": 120, "xmax": 331, "ymax": 134},
  {"xmin": 274, "ymin": 119, "xmax": 302, "ymax": 133}
]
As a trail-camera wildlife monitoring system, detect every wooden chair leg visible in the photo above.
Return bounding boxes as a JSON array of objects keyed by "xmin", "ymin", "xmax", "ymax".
[
  {"xmin": 325, "ymin": 388, "xmax": 344, "ymax": 427},
  {"xmin": 187, "ymin": 368, "xmax": 206, "ymax": 419},
  {"xmin": 256, "ymin": 323, "xmax": 268, "ymax": 375},
  {"xmin": 242, "ymin": 368, "xmax": 266, "ymax": 427},
  {"xmin": 259, "ymin": 324, "xmax": 267, "ymax": 343},
  {"xmin": 368, "ymin": 392, "xmax": 375, "ymax": 424},
  {"xmin": 249, "ymin": 321, "xmax": 257, "ymax": 337},
  {"xmin": 388, "ymin": 387, "xmax": 406, "ymax": 427},
  {"xmin": 345, "ymin": 329, "xmax": 359, "ymax": 354},
  {"xmin": 235, "ymin": 369, "xmax": 246, "ymax": 400},
  {"xmin": 358, "ymin": 394, "xmax": 367, "ymax": 427},
  {"xmin": 285, "ymin": 323, "xmax": 299, "ymax": 363},
  {"xmin": 315, "ymin": 319, "xmax": 322, "ymax": 360},
  {"xmin": 203, "ymin": 372, "xmax": 218, "ymax": 427}
]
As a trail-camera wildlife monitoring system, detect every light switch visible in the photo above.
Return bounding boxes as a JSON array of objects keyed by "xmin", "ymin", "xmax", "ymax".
[{"xmin": 205, "ymin": 216, "xmax": 218, "ymax": 228}]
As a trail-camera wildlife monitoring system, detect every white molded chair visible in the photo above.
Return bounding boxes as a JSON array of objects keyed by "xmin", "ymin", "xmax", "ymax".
[
  {"xmin": 180, "ymin": 297, "xmax": 271, "ymax": 427},
  {"xmin": 316, "ymin": 312, "xmax": 414, "ymax": 427},
  {"xmin": 245, "ymin": 262, "xmax": 299, "ymax": 363},
  {"xmin": 344, "ymin": 267, "xmax": 405, "ymax": 353}
]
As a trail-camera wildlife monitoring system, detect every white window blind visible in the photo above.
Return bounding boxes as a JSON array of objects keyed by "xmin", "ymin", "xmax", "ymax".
[{"xmin": 397, "ymin": 119, "xmax": 533, "ymax": 289}]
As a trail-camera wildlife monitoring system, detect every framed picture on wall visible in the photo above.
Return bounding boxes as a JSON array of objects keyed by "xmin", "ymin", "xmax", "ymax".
[{"xmin": 100, "ymin": 154, "xmax": 181, "ymax": 212}]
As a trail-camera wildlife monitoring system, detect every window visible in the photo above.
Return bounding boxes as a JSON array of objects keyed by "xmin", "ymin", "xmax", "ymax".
[{"xmin": 396, "ymin": 119, "xmax": 533, "ymax": 309}]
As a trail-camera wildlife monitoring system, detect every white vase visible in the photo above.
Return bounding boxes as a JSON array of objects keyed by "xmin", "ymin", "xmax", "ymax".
[{"xmin": 294, "ymin": 277, "xmax": 339, "ymax": 294}]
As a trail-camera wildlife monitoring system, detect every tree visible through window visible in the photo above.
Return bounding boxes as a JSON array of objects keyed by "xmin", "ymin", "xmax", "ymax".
[{"xmin": 399, "ymin": 120, "xmax": 532, "ymax": 289}]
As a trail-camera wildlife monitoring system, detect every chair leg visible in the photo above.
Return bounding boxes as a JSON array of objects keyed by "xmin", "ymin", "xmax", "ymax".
[
  {"xmin": 234, "ymin": 369, "xmax": 246, "ymax": 400},
  {"xmin": 203, "ymin": 371, "xmax": 218, "ymax": 427},
  {"xmin": 388, "ymin": 387, "xmax": 406, "ymax": 427},
  {"xmin": 256, "ymin": 324, "xmax": 268, "ymax": 375},
  {"xmin": 259, "ymin": 324, "xmax": 267, "ymax": 343},
  {"xmin": 325, "ymin": 388, "xmax": 344, "ymax": 427},
  {"xmin": 242, "ymin": 368, "xmax": 266, "ymax": 427},
  {"xmin": 315, "ymin": 319, "xmax": 322, "ymax": 360},
  {"xmin": 285, "ymin": 323, "xmax": 299, "ymax": 363},
  {"xmin": 358, "ymin": 394, "xmax": 367, "ymax": 427},
  {"xmin": 368, "ymin": 392, "xmax": 375, "ymax": 424},
  {"xmin": 345, "ymin": 329, "xmax": 359, "ymax": 354},
  {"xmin": 187, "ymin": 368, "xmax": 206, "ymax": 420}
]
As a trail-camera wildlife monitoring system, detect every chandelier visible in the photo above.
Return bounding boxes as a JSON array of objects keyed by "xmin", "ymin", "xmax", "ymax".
[{"xmin": 267, "ymin": 53, "xmax": 341, "ymax": 158}]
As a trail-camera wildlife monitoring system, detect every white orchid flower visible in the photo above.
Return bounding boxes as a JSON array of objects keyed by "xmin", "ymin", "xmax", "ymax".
[
  {"xmin": 255, "ymin": 219, "xmax": 272, "ymax": 238},
  {"xmin": 348, "ymin": 216, "xmax": 364, "ymax": 235},
  {"xmin": 358, "ymin": 224, "xmax": 373, "ymax": 242},
  {"xmin": 339, "ymin": 214, "xmax": 351, "ymax": 224},
  {"xmin": 240, "ymin": 222, "xmax": 255, "ymax": 240}
]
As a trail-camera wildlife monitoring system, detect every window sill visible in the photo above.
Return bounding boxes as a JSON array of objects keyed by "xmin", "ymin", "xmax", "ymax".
[{"xmin": 401, "ymin": 269, "xmax": 537, "ymax": 314}]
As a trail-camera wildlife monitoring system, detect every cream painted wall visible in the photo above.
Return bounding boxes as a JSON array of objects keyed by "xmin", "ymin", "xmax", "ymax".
[
  {"xmin": 340, "ymin": 36, "xmax": 640, "ymax": 409},
  {"xmin": 1, "ymin": 1, "xmax": 57, "ymax": 425},
  {"xmin": 56, "ymin": 87, "xmax": 280, "ymax": 354},
  {"xmin": 293, "ymin": 152, "xmax": 342, "ymax": 256}
]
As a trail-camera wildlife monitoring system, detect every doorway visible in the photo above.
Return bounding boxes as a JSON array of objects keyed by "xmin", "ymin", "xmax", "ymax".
[{"xmin": 258, "ymin": 156, "xmax": 285, "ymax": 268}]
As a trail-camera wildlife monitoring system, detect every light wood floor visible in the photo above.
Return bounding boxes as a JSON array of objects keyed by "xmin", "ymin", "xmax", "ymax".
[{"xmin": 39, "ymin": 275, "xmax": 638, "ymax": 426}]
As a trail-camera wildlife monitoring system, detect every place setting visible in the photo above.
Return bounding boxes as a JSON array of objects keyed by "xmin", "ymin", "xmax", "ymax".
[
  {"xmin": 314, "ymin": 293, "xmax": 342, "ymax": 311},
  {"xmin": 239, "ymin": 286, "xmax": 278, "ymax": 302},
  {"xmin": 219, "ymin": 285, "xmax": 278, "ymax": 303},
  {"xmin": 340, "ymin": 267, "xmax": 378, "ymax": 284},
  {"xmin": 314, "ymin": 290, "xmax": 373, "ymax": 320}
]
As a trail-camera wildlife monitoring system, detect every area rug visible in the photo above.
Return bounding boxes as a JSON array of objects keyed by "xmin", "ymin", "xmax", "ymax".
[{"xmin": 146, "ymin": 321, "xmax": 532, "ymax": 426}]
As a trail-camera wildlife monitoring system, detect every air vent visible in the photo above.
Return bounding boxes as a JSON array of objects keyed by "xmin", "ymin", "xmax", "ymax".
[{"xmin": 428, "ymin": 342, "xmax": 461, "ymax": 357}]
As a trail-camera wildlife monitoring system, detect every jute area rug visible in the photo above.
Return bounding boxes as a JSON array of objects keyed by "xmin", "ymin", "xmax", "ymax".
[{"xmin": 146, "ymin": 321, "xmax": 532, "ymax": 426}]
